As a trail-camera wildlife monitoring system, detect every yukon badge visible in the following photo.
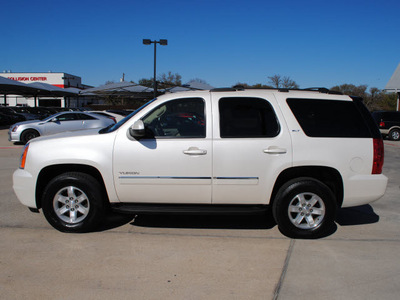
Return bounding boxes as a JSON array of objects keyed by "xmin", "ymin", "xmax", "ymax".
[{"xmin": 119, "ymin": 171, "xmax": 140, "ymax": 176}]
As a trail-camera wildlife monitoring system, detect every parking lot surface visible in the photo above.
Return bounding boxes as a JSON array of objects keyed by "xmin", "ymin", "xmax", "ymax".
[{"xmin": 1, "ymin": 128, "xmax": 399, "ymax": 299}]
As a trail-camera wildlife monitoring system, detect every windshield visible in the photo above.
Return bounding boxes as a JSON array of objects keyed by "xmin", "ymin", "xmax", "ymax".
[
  {"xmin": 99, "ymin": 99, "xmax": 157, "ymax": 134},
  {"xmin": 41, "ymin": 114, "xmax": 59, "ymax": 122}
]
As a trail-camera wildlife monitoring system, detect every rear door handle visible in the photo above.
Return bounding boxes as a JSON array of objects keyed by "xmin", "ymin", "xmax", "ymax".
[
  {"xmin": 263, "ymin": 147, "xmax": 287, "ymax": 154},
  {"xmin": 183, "ymin": 147, "xmax": 207, "ymax": 155}
]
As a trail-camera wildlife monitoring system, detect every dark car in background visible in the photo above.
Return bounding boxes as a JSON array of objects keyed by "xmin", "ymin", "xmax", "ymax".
[
  {"xmin": 8, "ymin": 107, "xmax": 40, "ymax": 121},
  {"xmin": 24, "ymin": 107, "xmax": 54, "ymax": 119},
  {"xmin": 0, "ymin": 113, "xmax": 13, "ymax": 126},
  {"xmin": 0, "ymin": 107, "xmax": 27, "ymax": 124},
  {"xmin": 372, "ymin": 111, "xmax": 400, "ymax": 141}
]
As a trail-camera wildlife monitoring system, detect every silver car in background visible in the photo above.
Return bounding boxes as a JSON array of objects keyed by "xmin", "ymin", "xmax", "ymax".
[{"xmin": 9, "ymin": 111, "xmax": 116, "ymax": 144}]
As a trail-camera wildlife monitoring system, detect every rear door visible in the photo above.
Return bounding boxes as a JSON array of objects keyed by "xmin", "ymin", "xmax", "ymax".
[{"xmin": 211, "ymin": 92, "xmax": 292, "ymax": 204}]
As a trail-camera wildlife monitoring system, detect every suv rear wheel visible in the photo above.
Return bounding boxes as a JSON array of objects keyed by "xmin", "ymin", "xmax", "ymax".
[
  {"xmin": 272, "ymin": 178, "xmax": 336, "ymax": 239},
  {"xmin": 42, "ymin": 172, "xmax": 106, "ymax": 233}
]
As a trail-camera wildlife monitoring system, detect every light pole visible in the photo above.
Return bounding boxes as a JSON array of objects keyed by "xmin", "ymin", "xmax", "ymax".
[{"xmin": 143, "ymin": 39, "xmax": 168, "ymax": 98}]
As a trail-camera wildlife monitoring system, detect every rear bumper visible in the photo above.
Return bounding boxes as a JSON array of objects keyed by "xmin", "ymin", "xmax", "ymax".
[{"xmin": 342, "ymin": 174, "xmax": 388, "ymax": 208}]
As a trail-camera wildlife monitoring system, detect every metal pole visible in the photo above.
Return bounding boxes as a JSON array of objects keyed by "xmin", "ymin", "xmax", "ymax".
[{"xmin": 153, "ymin": 42, "xmax": 157, "ymax": 98}]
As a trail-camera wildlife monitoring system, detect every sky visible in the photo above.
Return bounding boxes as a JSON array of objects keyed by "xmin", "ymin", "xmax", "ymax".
[{"xmin": 1, "ymin": 0, "xmax": 400, "ymax": 90}]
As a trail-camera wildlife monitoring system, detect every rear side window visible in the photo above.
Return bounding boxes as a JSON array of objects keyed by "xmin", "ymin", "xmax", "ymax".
[
  {"xmin": 287, "ymin": 98, "xmax": 371, "ymax": 138},
  {"xmin": 380, "ymin": 112, "xmax": 400, "ymax": 122},
  {"xmin": 219, "ymin": 97, "xmax": 280, "ymax": 138},
  {"xmin": 76, "ymin": 113, "xmax": 96, "ymax": 120}
]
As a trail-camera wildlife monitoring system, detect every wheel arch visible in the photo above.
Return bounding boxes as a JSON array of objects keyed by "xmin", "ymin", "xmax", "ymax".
[
  {"xmin": 35, "ymin": 164, "xmax": 108, "ymax": 209},
  {"xmin": 21, "ymin": 128, "xmax": 40, "ymax": 141},
  {"xmin": 270, "ymin": 166, "xmax": 344, "ymax": 208}
]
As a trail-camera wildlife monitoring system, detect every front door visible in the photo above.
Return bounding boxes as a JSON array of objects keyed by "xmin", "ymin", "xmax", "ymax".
[
  {"xmin": 43, "ymin": 113, "xmax": 83, "ymax": 135},
  {"xmin": 113, "ymin": 96, "xmax": 212, "ymax": 204}
]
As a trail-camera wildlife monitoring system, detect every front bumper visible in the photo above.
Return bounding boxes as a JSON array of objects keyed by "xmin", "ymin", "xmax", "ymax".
[
  {"xmin": 13, "ymin": 168, "xmax": 37, "ymax": 209},
  {"xmin": 8, "ymin": 128, "xmax": 20, "ymax": 142}
]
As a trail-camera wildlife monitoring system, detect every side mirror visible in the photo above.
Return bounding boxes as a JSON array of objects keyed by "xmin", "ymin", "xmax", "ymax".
[{"xmin": 129, "ymin": 120, "xmax": 146, "ymax": 138}]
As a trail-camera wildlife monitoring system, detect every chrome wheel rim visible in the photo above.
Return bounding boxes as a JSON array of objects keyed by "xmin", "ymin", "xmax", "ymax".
[
  {"xmin": 53, "ymin": 186, "xmax": 90, "ymax": 224},
  {"xmin": 288, "ymin": 192, "xmax": 325, "ymax": 229},
  {"xmin": 391, "ymin": 131, "xmax": 400, "ymax": 140}
]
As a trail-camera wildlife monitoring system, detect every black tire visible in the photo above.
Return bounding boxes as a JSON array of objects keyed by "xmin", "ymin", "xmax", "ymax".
[
  {"xmin": 21, "ymin": 129, "xmax": 39, "ymax": 144},
  {"xmin": 389, "ymin": 129, "xmax": 400, "ymax": 141},
  {"xmin": 42, "ymin": 172, "xmax": 106, "ymax": 233},
  {"xmin": 272, "ymin": 178, "xmax": 336, "ymax": 239}
]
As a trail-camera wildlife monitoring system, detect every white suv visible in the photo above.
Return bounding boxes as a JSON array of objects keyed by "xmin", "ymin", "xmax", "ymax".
[{"xmin": 13, "ymin": 88, "xmax": 388, "ymax": 238}]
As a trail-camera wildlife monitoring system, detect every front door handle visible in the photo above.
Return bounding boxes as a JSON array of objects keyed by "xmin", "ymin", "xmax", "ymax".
[
  {"xmin": 183, "ymin": 147, "xmax": 207, "ymax": 155},
  {"xmin": 263, "ymin": 147, "xmax": 287, "ymax": 154}
]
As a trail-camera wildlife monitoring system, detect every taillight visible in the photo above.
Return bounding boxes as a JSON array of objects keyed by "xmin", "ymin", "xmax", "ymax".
[
  {"xmin": 372, "ymin": 138, "xmax": 384, "ymax": 174},
  {"xmin": 19, "ymin": 143, "xmax": 29, "ymax": 169},
  {"xmin": 379, "ymin": 121, "xmax": 385, "ymax": 128}
]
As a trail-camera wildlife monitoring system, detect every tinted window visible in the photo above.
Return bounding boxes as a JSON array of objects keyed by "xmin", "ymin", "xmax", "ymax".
[
  {"xmin": 55, "ymin": 113, "xmax": 77, "ymax": 121},
  {"xmin": 76, "ymin": 113, "xmax": 96, "ymax": 120},
  {"xmin": 287, "ymin": 98, "xmax": 371, "ymax": 138},
  {"xmin": 219, "ymin": 97, "xmax": 280, "ymax": 138},
  {"xmin": 380, "ymin": 112, "xmax": 400, "ymax": 122},
  {"xmin": 143, "ymin": 98, "xmax": 205, "ymax": 138}
]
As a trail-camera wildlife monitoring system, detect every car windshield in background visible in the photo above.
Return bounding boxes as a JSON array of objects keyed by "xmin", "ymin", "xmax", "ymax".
[{"xmin": 99, "ymin": 99, "xmax": 156, "ymax": 134}]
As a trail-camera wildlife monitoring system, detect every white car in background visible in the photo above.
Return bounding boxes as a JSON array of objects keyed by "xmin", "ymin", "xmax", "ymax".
[{"xmin": 8, "ymin": 111, "xmax": 115, "ymax": 144}]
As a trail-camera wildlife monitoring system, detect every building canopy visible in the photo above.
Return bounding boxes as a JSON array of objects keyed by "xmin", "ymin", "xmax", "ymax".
[{"xmin": 385, "ymin": 63, "xmax": 400, "ymax": 92}]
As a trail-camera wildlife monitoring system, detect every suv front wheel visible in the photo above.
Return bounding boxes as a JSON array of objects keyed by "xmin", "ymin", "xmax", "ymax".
[
  {"xmin": 272, "ymin": 178, "xmax": 336, "ymax": 239},
  {"xmin": 42, "ymin": 172, "xmax": 106, "ymax": 233}
]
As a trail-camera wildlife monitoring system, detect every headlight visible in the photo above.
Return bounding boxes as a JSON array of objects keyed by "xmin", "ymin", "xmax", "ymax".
[
  {"xmin": 12, "ymin": 125, "xmax": 19, "ymax": 132},
  {"xmin": 19, "ymin": 143, "xmax": 29, "ymax": 169}
]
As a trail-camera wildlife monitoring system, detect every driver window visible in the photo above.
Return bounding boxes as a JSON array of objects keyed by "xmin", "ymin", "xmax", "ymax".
[{"xmin": 142, "ymin": 98, "xmax": 205, "ymax": 138}]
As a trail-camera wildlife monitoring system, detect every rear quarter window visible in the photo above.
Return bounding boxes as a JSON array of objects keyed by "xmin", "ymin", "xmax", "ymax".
[{"xmin": 287, "ymin": 98, "xmax": 371, "ymax": 138}]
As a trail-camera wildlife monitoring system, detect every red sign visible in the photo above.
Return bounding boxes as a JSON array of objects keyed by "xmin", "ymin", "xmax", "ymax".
[{"xmin": 8, "ymin": 77, "xmax": 47, "ymax": 82}]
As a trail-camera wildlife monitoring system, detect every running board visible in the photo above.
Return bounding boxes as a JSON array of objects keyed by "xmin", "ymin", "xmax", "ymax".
[{"xmin": 111, "ymin": 203, "xmax": 268, "ymax": 215}]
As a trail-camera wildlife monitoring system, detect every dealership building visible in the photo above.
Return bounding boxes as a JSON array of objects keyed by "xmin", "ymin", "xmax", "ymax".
[{"xmin": 0, "ymin": 72, "xmax": 95, "ymax": 107}]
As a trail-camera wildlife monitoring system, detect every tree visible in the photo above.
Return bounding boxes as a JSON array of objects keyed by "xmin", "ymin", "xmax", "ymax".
[
  {"xmin": 330, "ymin": 83, "xmax": 398, "ymax": 111},
  {"xmin": 330, "ymin": 84, "xmax": 368, "ymax": 98},
  {"xmin": 232, "ymin": 82, "xmax": 273, "ymax": 89},
  {"xmin": 379, "ymin": 93, "xmax": 397, "ymax": 111},
  {"xmin": 189, "ymin": 78, "xmax": 209, "ymax": 85},
  {"xmin": 157, "ymin": 71, "xmax": 182, "ymax": 88},
  {"xmin": 268, "ymin": 75, "xmax": 299, "ymax": 89},
  {"xmin": 138, "ymin": 78, "xmax": 153, "ymax": 88},
  {"xmin": 138, "ymin": 72, "xmax": 183, "ymax": 89}
]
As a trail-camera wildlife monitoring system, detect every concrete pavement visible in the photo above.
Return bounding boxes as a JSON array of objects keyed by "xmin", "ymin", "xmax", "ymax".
[{"xmin": 0, "ymin": 128, "xmax": 399, "ymax": 299}]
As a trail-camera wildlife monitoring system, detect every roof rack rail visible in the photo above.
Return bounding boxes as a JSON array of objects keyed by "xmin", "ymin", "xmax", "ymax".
[
  {"xmin": 303, "ymin": 87, "xmax": 343, "ymax": 95},
  {"xmin": 210, "ymin": 87, "xmax": 242, "ymax": 92},
  {"xmin": 210, "ymin": 86, "xmax": 343, "ymax": 95}
]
